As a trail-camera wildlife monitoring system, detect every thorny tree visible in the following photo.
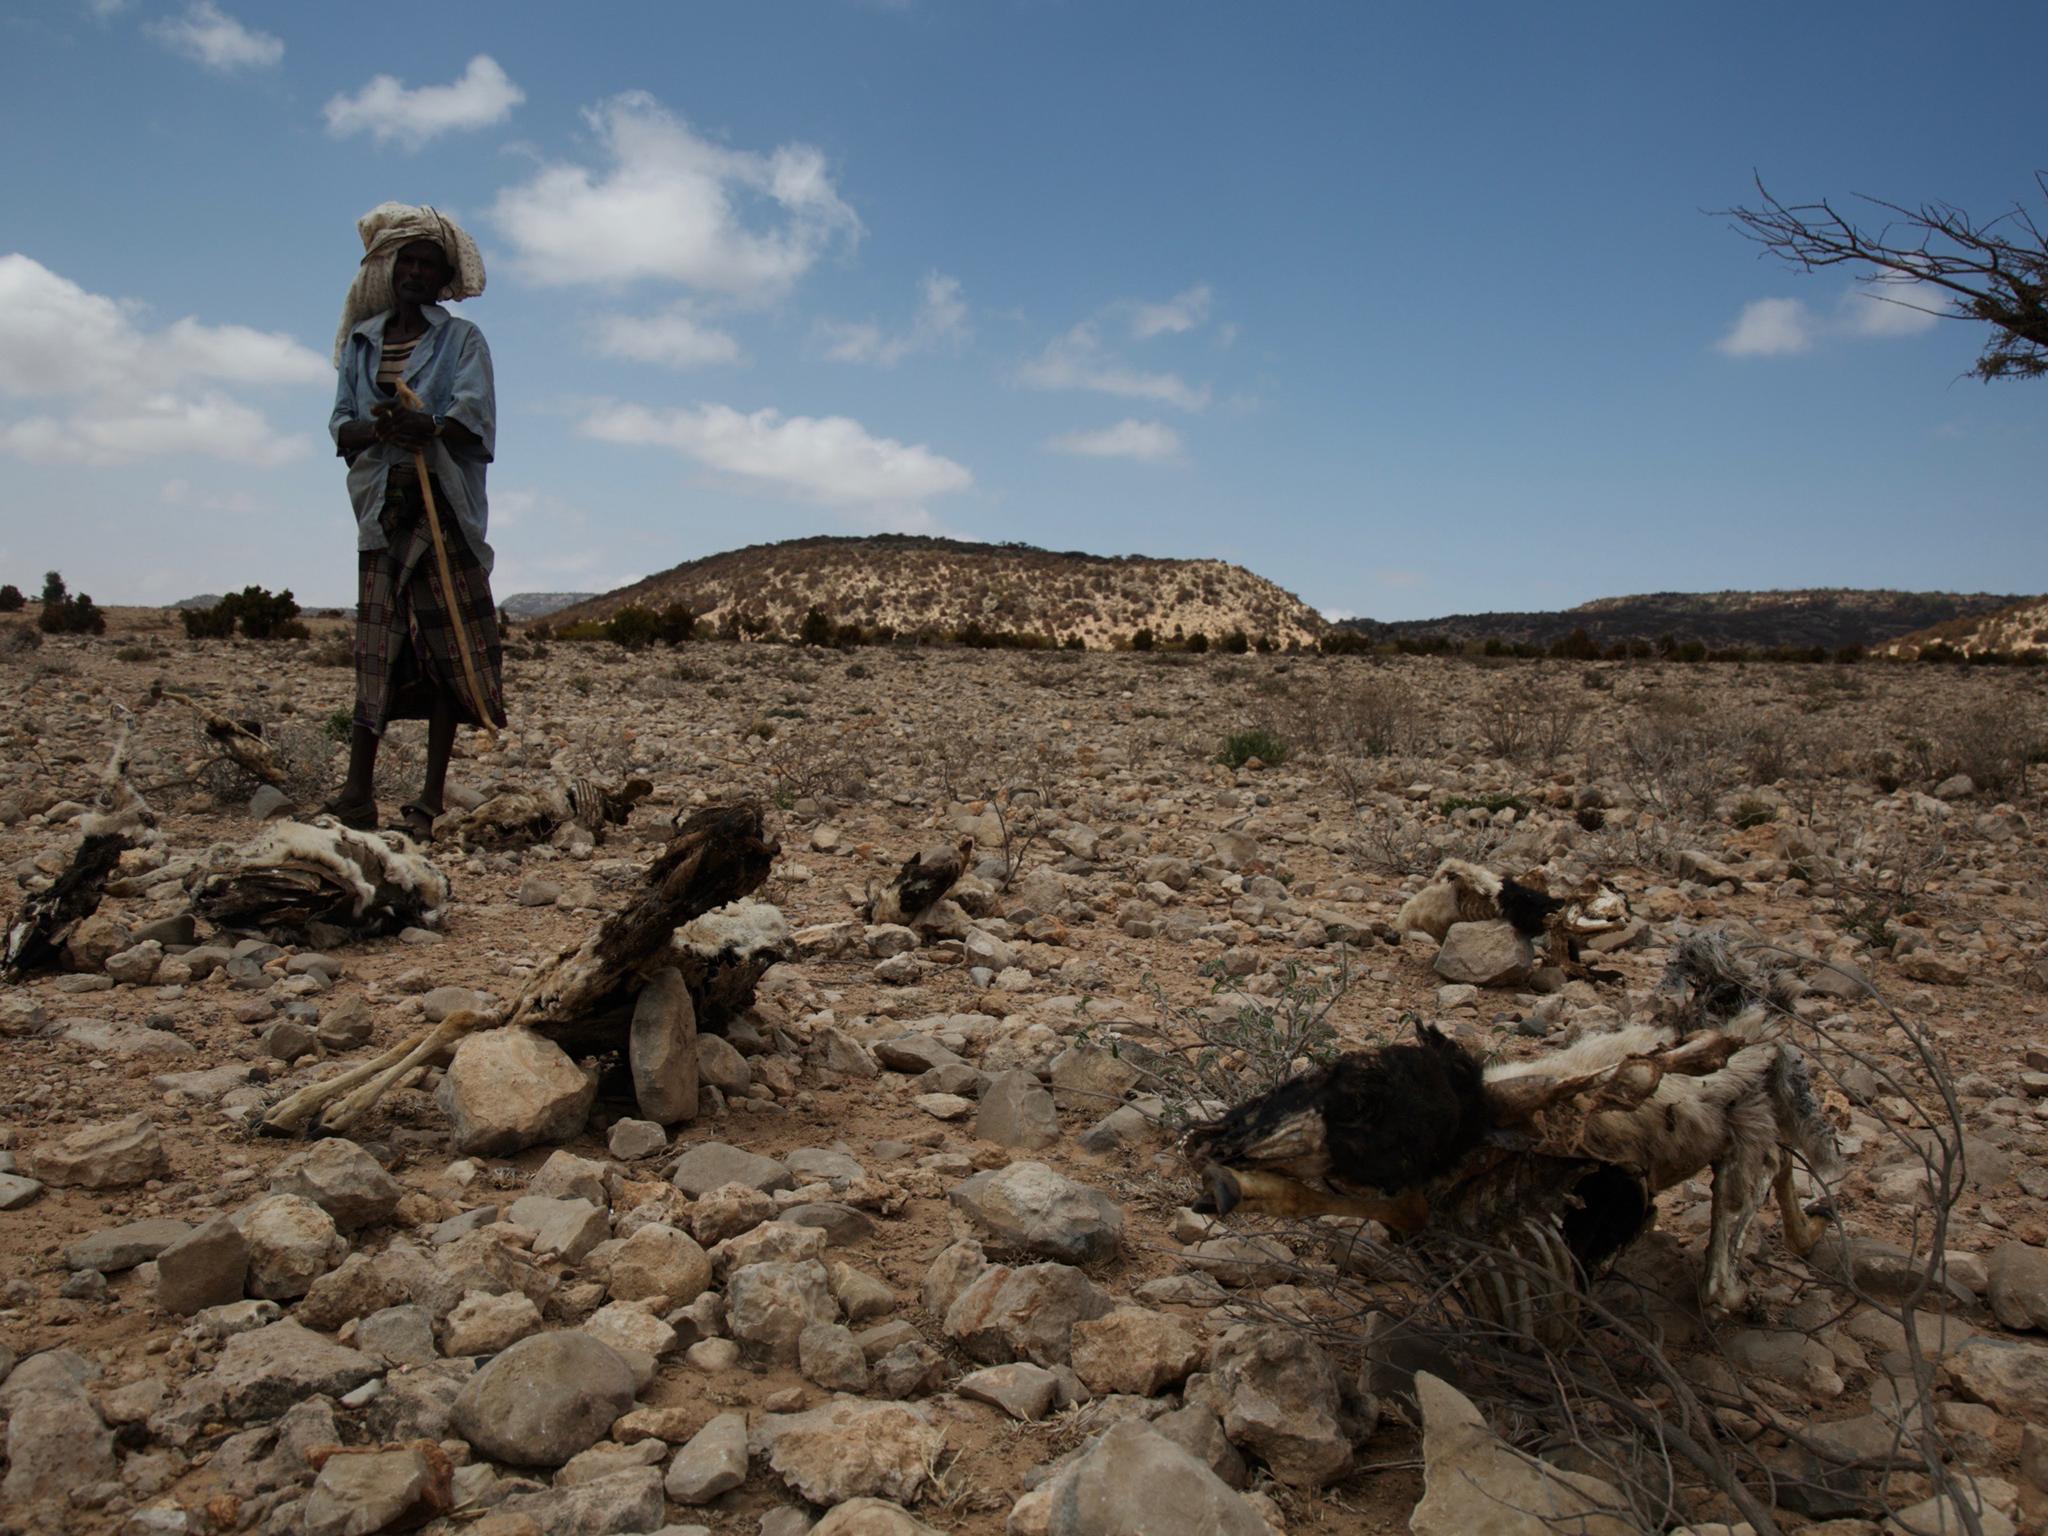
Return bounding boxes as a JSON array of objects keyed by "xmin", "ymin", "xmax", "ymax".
[{"xmin": 1719, "ymin": 174, "xmax": 2048, "ymax": 381}]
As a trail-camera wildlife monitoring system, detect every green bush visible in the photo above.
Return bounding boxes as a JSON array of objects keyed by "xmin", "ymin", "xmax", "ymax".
[
  {"xmin": 0, "ymin": 584, "xmax": 22, "ymax": 612},
  {"xmin": 1318, "ymin": 630, "xmax": 1374, "ymax": 655},
  {"xmin": 1438, "ymin": 793, "xmax": 1529, "ymax": 816},
  {"xmin": 605, "ymin": 606, "xmax": 660, "ymax": 650},
  {"xmin": 1185, "ymin": 631, "xmax": 1210, "ymax": 654},
  {"xmin": 324, "ymin": 709, "xmax": 354, "ymax": 743},
  {"xmin": 36, "ymin": 571, "xmax": 105, "ymax": 635},
  {"xmin": 1221, "ymin": 629, "xmax": 1249, "ymax": 655},
  {"xmin": 798, "ymin": 606, "xmax": 833, "ymax": 647},
  {"xmin": 654, "ymin": 603, "xmax": 696, "ymax": 645},
  {"xmin": 181, "ymin": 585, "xmax": 301, "ymax": 640},
  {"xmin": 1218, "ymin": 727, "xmax": 1290, "ymax": 768},
  {"xmin": 1130, "ymin": 628, "xmax": 1155, "ymax": 652}
]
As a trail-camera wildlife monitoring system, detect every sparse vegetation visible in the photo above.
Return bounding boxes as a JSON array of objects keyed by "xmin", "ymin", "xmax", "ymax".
[
  {"xmin": 180, "ymin": 585, "xmax": 305, "ymax": 641},
  {"xmin": 1217, "ymin": 726, "xmax": 1289, "ymax": 768},
  {"xmin": 36, "ymin": 571, "xmax": 106, "ymax": 635},
  {"xmin": 0, "ymin": 583, "xmax": 22, "ymax": 612}
]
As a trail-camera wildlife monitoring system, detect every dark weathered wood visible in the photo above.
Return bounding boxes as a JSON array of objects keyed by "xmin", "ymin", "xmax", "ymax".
[{"xmin": 1, "ymin": 832, "xmax": 127, "ymax": 979}]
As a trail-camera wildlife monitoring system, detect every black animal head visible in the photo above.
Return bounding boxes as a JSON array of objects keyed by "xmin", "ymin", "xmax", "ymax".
[{"xmin": 1184, "ymin": 1022, "xmax": 1490, "ymax": 1206}]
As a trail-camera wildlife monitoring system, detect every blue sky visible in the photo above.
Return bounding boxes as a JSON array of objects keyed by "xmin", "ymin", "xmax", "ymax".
[{"xmin": 1, "ymin": 1, "xmax": 2042, "ymax": 621}]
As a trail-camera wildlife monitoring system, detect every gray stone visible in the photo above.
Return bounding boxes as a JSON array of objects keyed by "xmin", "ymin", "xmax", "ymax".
[
  {"xmin": 1946, "ymin": 1337, "xmax": 2048, "ymax": 1415},
  {"xmin": 727, "ymin": 1259, "xmax": 840, "ymax": 1363},
  {"xmin": 1210, "ymin": 1325, "xmax": 1352, "ymax": 1488},
  {"xmin": 27, "ymin": 1114, "xmax": 168, "ymax": 1188},
  {"xmin": 610, "ymin": 1118, "xmax": 669, "ymax": 1160},
  {"xmin": 452, "ymin": 1331, "xmax": 638, "ymax": 1468},
  {"xmin": 1045, "ymin": 1419, "xmax": 1268, "ymax": 1536},
  {"xmin": 827, "ymin": 1262, "xmax": 896, "ymax": 1323},
  {"xmin": 874, "ymin": 1036, "xmax": 963, "ymax": 1073},
  {"xmin": 799, "ymin": 1321, "xmax": 869, "ymax": 1392},
  {"xmin": 357, "ymin": 1304, "xmax": 440, "ymax": 1368},
  {"xmin": 631, "ymin": 966, "xmax": 700, "ymax": 1124},
  {"xmin": 606, "ymin": 1222, "xmax": 713, "ymax": 1306},
  {"xmin": 155, "ymin": 1220, "xmax": 251, "ymax": 1318},
  {"xmin": 691, "ymin": 1181, "xmax": 777, "ymax": 1245},
  {"xmin": 497, "ymin": 1467, "xmax": 666, "ymax": 1536},
  {"xmin": 921, "ymin": 1239, "xmax": 989, "ymax": 1317},
  {"xmin": 1433, "ymin": 920, "xmax": 1534, "ymax": 988},
  {"xmin": 697, "ymin": 1032, "xmax": 753, "ymax": 1094},
  {"xmin": 2, "ymin": 1373, "xmax": 115, "ymax": 1505},
  {"xmin": 943, "ymin": 1262, "xmax": 1113, "ymax": 1366},
  {"xmin": 665, "ymin": 1411, "xmax": 750, "ymax": 1504},
  {"xmin": 670, "ymin": 1142, "xmax": 793, "ymax": 1197},
  {"xmin": 65, "ymin": 1217, "xmax": 191, "ymax": 1273},
  {"xmin": 269, "ymin": 1138, "xmax": 401, "ymax": 1229},
  {"xmin": 785, "ymin": 1147, "xmax": 867, "ymax": 1186},
  {"xmin": 0, "ymin": 1172, "xmax": 42, "ymax": 1209},
  {"xmin": 1049, "ymin": 1044, "xmax": 1143, "ymax": 1112},
  {"xmin": 949, "ymin": 1161, "xmax": 1123, "ymax": 1264},
  {"xmin": 436, "ymin": 1026, "xmax": 596, "ymax": 1155},
  {"xmin": 506, "ymin": 1195, "xmax": 610, "ymax": 1264},
  {"xmin": 301, "ymin": 1443, "xmax": 453, "ymax": 1536},
  {"xmin": 1152, "ymin": 1402, "xmax": 1249, "ymax": 1488},
  {"xmin": 975, "ymin": 1070, "xmax": 1060, "ymax": 1150},
  {"xmin": 812, "ymin": 1502, "xmax": 944, "ymax": 1536},
  {"xmin": 211, "ymin": 1321, "xmax": 378, "ymax": 1422},
  {"xmin": 442, "ymin": 1290, "xmax": 542, "ymax": 1356},
  {"xmin": 957, "ymin": 1362, "xmax": 1060, "ymax": 1420},
  {"xmin": 778, "ymin": 1202, "xmax": 876, "ymax": 1245},
  {"xmin": 105, "ymin": 939, "xmax": 164, "ymax": 984},
  {"xmin": 234, "ymin": 1192, "xmax": 347, "ymax": 1299},
  {"xmin": 1412, "ymin": 1371, "xmax": 1634, "ymax": 1536},
  {"xmin": 1988, "ymin": 1243, "xmax": 2048, "ymax": 1332},
  {"xmin": 1077, "ymin": 1105, "xmax": 1155, "ymax": 1153},
  {"xmin": 259, "ymin": 1018, "xmax": 318, "ymax": 1063},
  {"xmin": 318, "ymin": 998, "xmax": 375, "ymax": 1050},
  {"xmin": 714, "ymin": 1220, "xmax": 828, "ymax": 1278},
  {"xmin": 1071, "ymin": 1306, "xmax": 1203, "ymax": 1397},
  {"xmin": 750, "ymin": 1399, "xmax": 943, "ymax": 1506}
]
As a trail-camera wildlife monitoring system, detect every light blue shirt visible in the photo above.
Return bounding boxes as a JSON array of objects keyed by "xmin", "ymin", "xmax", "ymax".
[{"xmin": 330, "ymin": 303, "xmax": 497, "ymax": 573}]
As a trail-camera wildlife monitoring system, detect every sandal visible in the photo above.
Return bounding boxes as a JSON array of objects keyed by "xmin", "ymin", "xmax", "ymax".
[
  {"xmin": 317, "ymin": 795, "xmax": 379, "ymax": 831},
  {"xmin": 395, "ymin": 799, "xmax": 442, "ymax": 841}
]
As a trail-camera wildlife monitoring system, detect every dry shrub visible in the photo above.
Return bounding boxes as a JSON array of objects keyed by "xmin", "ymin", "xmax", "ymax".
[
  {"xmin": 1932, "ymin": 700, "xmax": 2040, "ymax": 795},
  {"xmin": 1620, "ymin": 692, "xmax": 1730, "ymax": 819}
]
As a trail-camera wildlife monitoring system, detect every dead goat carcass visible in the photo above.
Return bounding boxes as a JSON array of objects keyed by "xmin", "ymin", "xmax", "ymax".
[
  {"xmin": 863, "ymin": 839, "xmax": 973, "ymax": 926},
  {"xmin": 1187, "ymin": 940, "xmax": 1842, "ymax": 1317},
  {"xmin": 454, "ymin": 775, "xmax": 653, "ymax": 847},
  {"xmin": 1397, "ymin": 857, "xmax": 1631, "ymax": 975},
  {"xmin": 260, "ymin": 801, "xmax": 778, "ymax": 1136},
  {"xmin": 192, "ymin": 817, "xmax": 449, "ymax": 942},
  {"xmin": 3, "ymin": 712, "xmax": 157, "ymax": 979}
]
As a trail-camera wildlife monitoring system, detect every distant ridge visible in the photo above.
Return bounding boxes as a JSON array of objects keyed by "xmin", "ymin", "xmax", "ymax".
[
  {"xmin": 547, "ymin": 535, "xmax": 1324, "ymax": 649},
  {"xmin": 502, "ymin": 592, "xmax": 599, "ymax": 620},
  {"xmin": 1333, "ymin": 589, "xmax": 2024, "ymax": 652},
  {"xmin": 1884, "ymin": 595, "xmax": 2048, "ymax": 659}
]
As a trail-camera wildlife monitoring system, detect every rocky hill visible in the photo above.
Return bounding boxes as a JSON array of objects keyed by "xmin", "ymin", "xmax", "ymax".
[
  {"xmin": 547, "ymin": 535, "xmax": 1324, "ymax": 649},
  {"xmin": 1884, "ymin": 595, "xmax": 2048, "ymax": 659},
  {"xmin": 1334, "ymin": 588, "xmax": 2023, "ymax": 652}
]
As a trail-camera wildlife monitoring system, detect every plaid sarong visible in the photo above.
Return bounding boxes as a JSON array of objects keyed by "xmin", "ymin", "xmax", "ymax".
[{"xmin": 353, "ymin": 468, "xmax": 506, "ymax": 736}]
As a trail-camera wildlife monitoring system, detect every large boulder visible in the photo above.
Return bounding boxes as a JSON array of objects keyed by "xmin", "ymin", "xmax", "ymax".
[
  {"xmin": 1412, "ymin": 1371, "xmax": 1636, "ymax": 1536},
  {"xmin": 156, "ymin": 1214, "xmax": 251, "ymax": 1314},
  {"xmin": 301, "ymin": 1443, "xmax": 455, "ymax": 1536},
  {"xmin": 726, "ymin": 1259, "xmax": 840, "ymax": 1364},
  {"xmin": 452, "ymin": 1331, "xmax": 637, "ymax": 1468},
  {"xmin": 1433, "ymin": 921, "xmax": 1534, "ymax": 988},
  {"xmin": 606, "ymin": 1222, "xmax": 712, "ymax": 1306},
  {"xmin": 436, "ymin": 1027, "xmax": 595, "ymax": 1156},
  {"xmin": 1987, "ymin": 1243, "xmax": 2048, "ymax": 1332},
  {"xmin": 234, "ymin": 1193, "xmax": 348, "ymax": 1300},
  {"xmin": 975, "ymin": 1070, "xmax": 1059, "ymax": 1150},
  {"xmin": 211, "ymin": 1321, "xmax": 378, "ymax": 1422},
  {"xmin": 1946, "ymin": 1337, "xmax": 2048, "ymax": 1415},
  {"xmin": 948, "ymin": 1161, "xmax": 1124, "ymax": 1264},
  {"xmin": 1071, "ymin": 1306, "xmax": 1203, "ymax": 1397},
  {"xmin": 670, "ymin": 1141, "xmax": 794, "ymax": 1198},
  {"xmin": 2, "ymin": 1368, "xmax": 115, "ymax": 1505}
]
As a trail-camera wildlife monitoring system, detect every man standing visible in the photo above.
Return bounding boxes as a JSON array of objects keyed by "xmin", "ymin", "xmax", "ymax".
[{"xmin": 325, "ymin": 203, "xmax": 506, "ymax": 839}]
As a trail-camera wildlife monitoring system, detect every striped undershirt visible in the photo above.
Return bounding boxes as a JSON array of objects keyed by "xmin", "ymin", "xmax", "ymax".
[{"xmin": 376, "ymin": 333, "xmax": 419, "ymax": 392}]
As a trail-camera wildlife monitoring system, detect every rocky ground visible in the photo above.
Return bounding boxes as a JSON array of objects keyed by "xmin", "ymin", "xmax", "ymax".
[{"xmin": 2, "ymin": 610, "xmax": 2046, "ymax": 1536}]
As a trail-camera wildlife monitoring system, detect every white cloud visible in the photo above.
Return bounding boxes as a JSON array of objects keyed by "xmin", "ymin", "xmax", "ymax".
[
  {"xmin": 819, "ymin": 272, "xmax": 970, "ymax": 366},
  {"xmin": 324, "ymin": 55, "xmax": 524, "ymax": 147},
  {"xmin": 1842, "ymin": 281, "xmax": 1943, "ymax": 338},
  {"xmin": 593, "ymin": 302, "xmax": 742, "ymax": 369},
  {"xmin": 1, "ymin": 392, "xmax": 311, "ymax": 465},
  {"xmin": 1045, "ymin": 419, "xmax": 1183, "ymax": 463},
  {"xmin": 1715, "ymin": 297, "xmax": 1814, "ymax": 357},
  {"xmin": 492, "ymin": 92, "xmax": 859, "ymax": 301},
  {"xmin": 0, "ymin": 256, "xmax": 329, "ymax": 396},
  {"xmin": 1019, "ymin": 323, "xmax": 1209, "ymax": 410},
  {"xmin": 147, "ymin": 2, "xmax": 282, "ymax": 70},
  {"xmin": 0, "ymin": 255, "xmax": 325, "ymax": 465},
  {"xmin": 581, "ymin": 400, "xmax": 971, "ymax": 511},
  {"xmin": 1131, "ymin": 283, "xmax": 1212, "ymax": 339}
]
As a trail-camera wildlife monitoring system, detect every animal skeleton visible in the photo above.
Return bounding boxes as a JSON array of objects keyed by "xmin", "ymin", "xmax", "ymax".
[
  {"xmin": 1397, "ymin": 857, "xmax": 1633, "ymax": 978},
  {"xmin": 455, "ymin": 775, "xmax": 653, "ymax": 847},
  {"xmin": 1187, "ymin": 935, "xmax": 1842, "ymax": 1321},
  {"xmin": 864, "ymin": 839, "xmax": 973, "ymax": 926},
  {"xmin": 191, "ymin": 817, "xmax": 449, "ymax": 942}
]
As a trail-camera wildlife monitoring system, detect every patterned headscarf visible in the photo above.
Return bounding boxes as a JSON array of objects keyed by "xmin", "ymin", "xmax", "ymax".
[{"xmin": 331, "ymin": 202, "xmax": 487, "ymax": 365}]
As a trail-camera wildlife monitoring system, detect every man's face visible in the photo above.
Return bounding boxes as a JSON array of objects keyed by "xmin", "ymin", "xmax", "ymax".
[{"xmin": 393, "ymin": 240, "xmax": 452, "ymax": 304}]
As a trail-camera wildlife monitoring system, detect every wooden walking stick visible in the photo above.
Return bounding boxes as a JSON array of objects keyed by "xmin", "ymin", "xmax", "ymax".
[{"xmin": 393, "ymin": 380, "xmax": 495, "ymax": 742}]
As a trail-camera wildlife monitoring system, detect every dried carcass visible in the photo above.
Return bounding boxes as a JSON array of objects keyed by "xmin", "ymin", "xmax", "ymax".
[
  {"xmin": 167, "ymin": 692, "xmax": 288, "ymax": 788},
  {"xmin": 1186, "ymin": 939, "xmax": 1842, "ymax": 1320},
  {"xmin": 260, "ymin": 801, "xmax": 778, "ymax": 1136},
  {"xmin": 192, "ymin": 817, "xmax": 449, "ymax": 942},
  {"xmin": 1397, "ymin": 857, "xmax": 1631, "ymax": 977},
  {"xmin": 455, "ymin": 775, "xmax": 653, "ymax": 847},
  {"xmin": 863, "ymin": 839, "xmax": 973, "ymax": 925},
  {"xmin": 2, "ymin": 712, "xmax": 156, "ymax": 979}
]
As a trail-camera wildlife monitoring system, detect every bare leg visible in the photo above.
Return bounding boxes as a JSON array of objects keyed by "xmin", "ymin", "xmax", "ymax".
[
  {"xmin": 419, "ymin": 698, "xmax": 455, "ymax": 815},
  {"xmin": 340, "ymin": 723, "xmax": 379, "ymax": 806},
  {"xmin": 1701, "ymin": 1139, "xmax": 1777, "ymax": 1313}
]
